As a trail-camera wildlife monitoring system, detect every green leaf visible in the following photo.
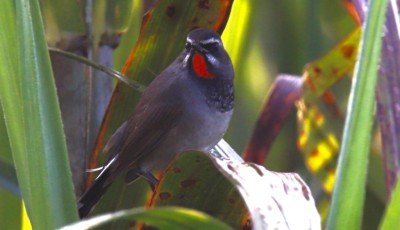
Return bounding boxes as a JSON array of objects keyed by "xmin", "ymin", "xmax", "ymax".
[
  {"xmin": 380, "ymin": 180, "xmax": 400, "ymax": 229},
  {"xmin": 0, "ymin": 6, "xmax": 22, "ymax": 230},
  {"xmin": 0, "ymin": 188, "xmax": 22, "ymax": 230},
  {"xmin": 0, "ymin": 0, "xmax": 78, "ymax": 228},
  {"xmin": 0, "ymin": 96, "xmax": 19, "ymax": 197},
  {"xmin": 60, "ymin": 207, "xmax": 233, "ymax": 230},
  {"xmin": 326, "ymin": 0, "xmax": 389, "ymax": 229}
]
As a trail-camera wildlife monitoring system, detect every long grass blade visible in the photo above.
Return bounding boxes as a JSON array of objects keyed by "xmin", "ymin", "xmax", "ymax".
[
  {"xmin": 0, "ymin": 0, "xmax": 79, "ymax": 228},
  {"xmin": 326, "ymin": 0, "xmax": 389, "ymax": 229}
]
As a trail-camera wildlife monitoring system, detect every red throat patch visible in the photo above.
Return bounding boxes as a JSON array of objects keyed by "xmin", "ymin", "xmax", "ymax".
[{"xmin": 192, "ymin": 52, "xmax": 215, "ymax": 79}]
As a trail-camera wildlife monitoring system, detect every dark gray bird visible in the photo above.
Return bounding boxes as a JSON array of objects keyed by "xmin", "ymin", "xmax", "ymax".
[{"xmin": 78, "ymin": 28, "xmax": 234, "ymax": 218}]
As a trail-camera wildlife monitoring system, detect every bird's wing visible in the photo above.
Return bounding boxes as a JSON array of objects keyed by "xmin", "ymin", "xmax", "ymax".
[
  {"xmin": 103, "ymin": 121, "xmax": 128, "ymax": 162},
  {"xmin": 114, "ymin": 98, "xmax": 184, "ymax": 170}
]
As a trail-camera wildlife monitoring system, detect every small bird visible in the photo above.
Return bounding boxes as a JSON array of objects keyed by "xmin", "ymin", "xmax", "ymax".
[{"xmin": 78, "ymin": 28, "xmax": 234, "ymax": 218}]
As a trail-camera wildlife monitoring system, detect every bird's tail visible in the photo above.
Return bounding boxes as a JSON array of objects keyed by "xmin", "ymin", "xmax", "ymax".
[{"xmin": 78, "ymin": 167, "xmax": 112, "ymax": 219}]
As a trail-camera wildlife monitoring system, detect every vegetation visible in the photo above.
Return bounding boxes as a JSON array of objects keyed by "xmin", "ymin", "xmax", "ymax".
[{"xmin": 0, "ymin": 0, "xmax": 399, "ymax": 229}]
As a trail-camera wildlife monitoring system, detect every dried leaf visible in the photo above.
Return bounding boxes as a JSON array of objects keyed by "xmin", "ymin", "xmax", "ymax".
[{"xmin": 211, "ymin": 141, "xmax": 321, "ymax": 230}]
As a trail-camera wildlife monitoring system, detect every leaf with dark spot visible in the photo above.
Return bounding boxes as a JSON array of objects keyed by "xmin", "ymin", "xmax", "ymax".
[
  {"xmin": 302, "ymin": 28, "xmax": 360, "ymax": 102},
  {"xmin": 180, "ymin": 179, "xmax": 198, "ymax": 188},
  {"xmin": 148, "ymin": 152, "xmax": 248, "ymax": 229},
  {"xmin": 158, "ymin": 192, "xmax": 172, "ymax": 201},
  {"xmin": 297, "ymin": 27, "xmax": 360, "ymax": 193}
]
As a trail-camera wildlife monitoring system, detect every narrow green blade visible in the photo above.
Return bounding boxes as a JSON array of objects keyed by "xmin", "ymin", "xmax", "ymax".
[
  {"xmin": 60, "ymin": 207, "xmax": 233, "ymax": 230},
  {"xmin": 380, "ymin": 180, "xmax": 400, "ymax": 229},
  {"xmin": 326, "ymin": 0, "xmax": 389, "ymax": 229},
  {"xmin": 0, "ymin": 0, "xmax": 78, "ymax": 228}
]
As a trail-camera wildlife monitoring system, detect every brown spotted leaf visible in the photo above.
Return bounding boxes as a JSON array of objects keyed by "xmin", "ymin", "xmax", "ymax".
[
  {"xmin": 296, "ymin": 102, "xmax": 339, "ymax": 192},
  {"xmin": 297, "ymin": 27, "xmax": 360, "ymax": 193},
  {"xmin": 147, "ymin": 151, "xmax": 249, "ymax": 229},
  {"xmin": 302, "ymin": 28, "xmax": 360, "ymax": 102}
]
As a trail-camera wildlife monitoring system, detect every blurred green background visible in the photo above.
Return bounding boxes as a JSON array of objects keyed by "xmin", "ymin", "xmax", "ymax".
[{"xmin": 5, "ymin": 0, "xmax": 388, "ymax": 229}]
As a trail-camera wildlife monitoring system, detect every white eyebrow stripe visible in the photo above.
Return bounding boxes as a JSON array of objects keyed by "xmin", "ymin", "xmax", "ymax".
[
  {"xmin": 186, "ymin": 37, "xmax": 221, "ymax": 45},
  {"xmin": 200, "ymin": 37, "xmax": 221, "ymax": 45}
]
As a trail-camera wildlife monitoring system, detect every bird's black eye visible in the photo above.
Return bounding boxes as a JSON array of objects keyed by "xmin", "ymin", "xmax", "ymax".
[
  {"xmin": 202, "ymin": 42, "xmax": 219, "ymax": 52},
  {"xmin": 185, "ymin": 42, "xmax": 192, "ymax": 51}
]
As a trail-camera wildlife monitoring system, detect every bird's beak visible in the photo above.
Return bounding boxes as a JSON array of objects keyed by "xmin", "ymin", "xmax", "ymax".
[{"xmin": 192, "ymin": 43, "xmax": 206, "ymax": 53}]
